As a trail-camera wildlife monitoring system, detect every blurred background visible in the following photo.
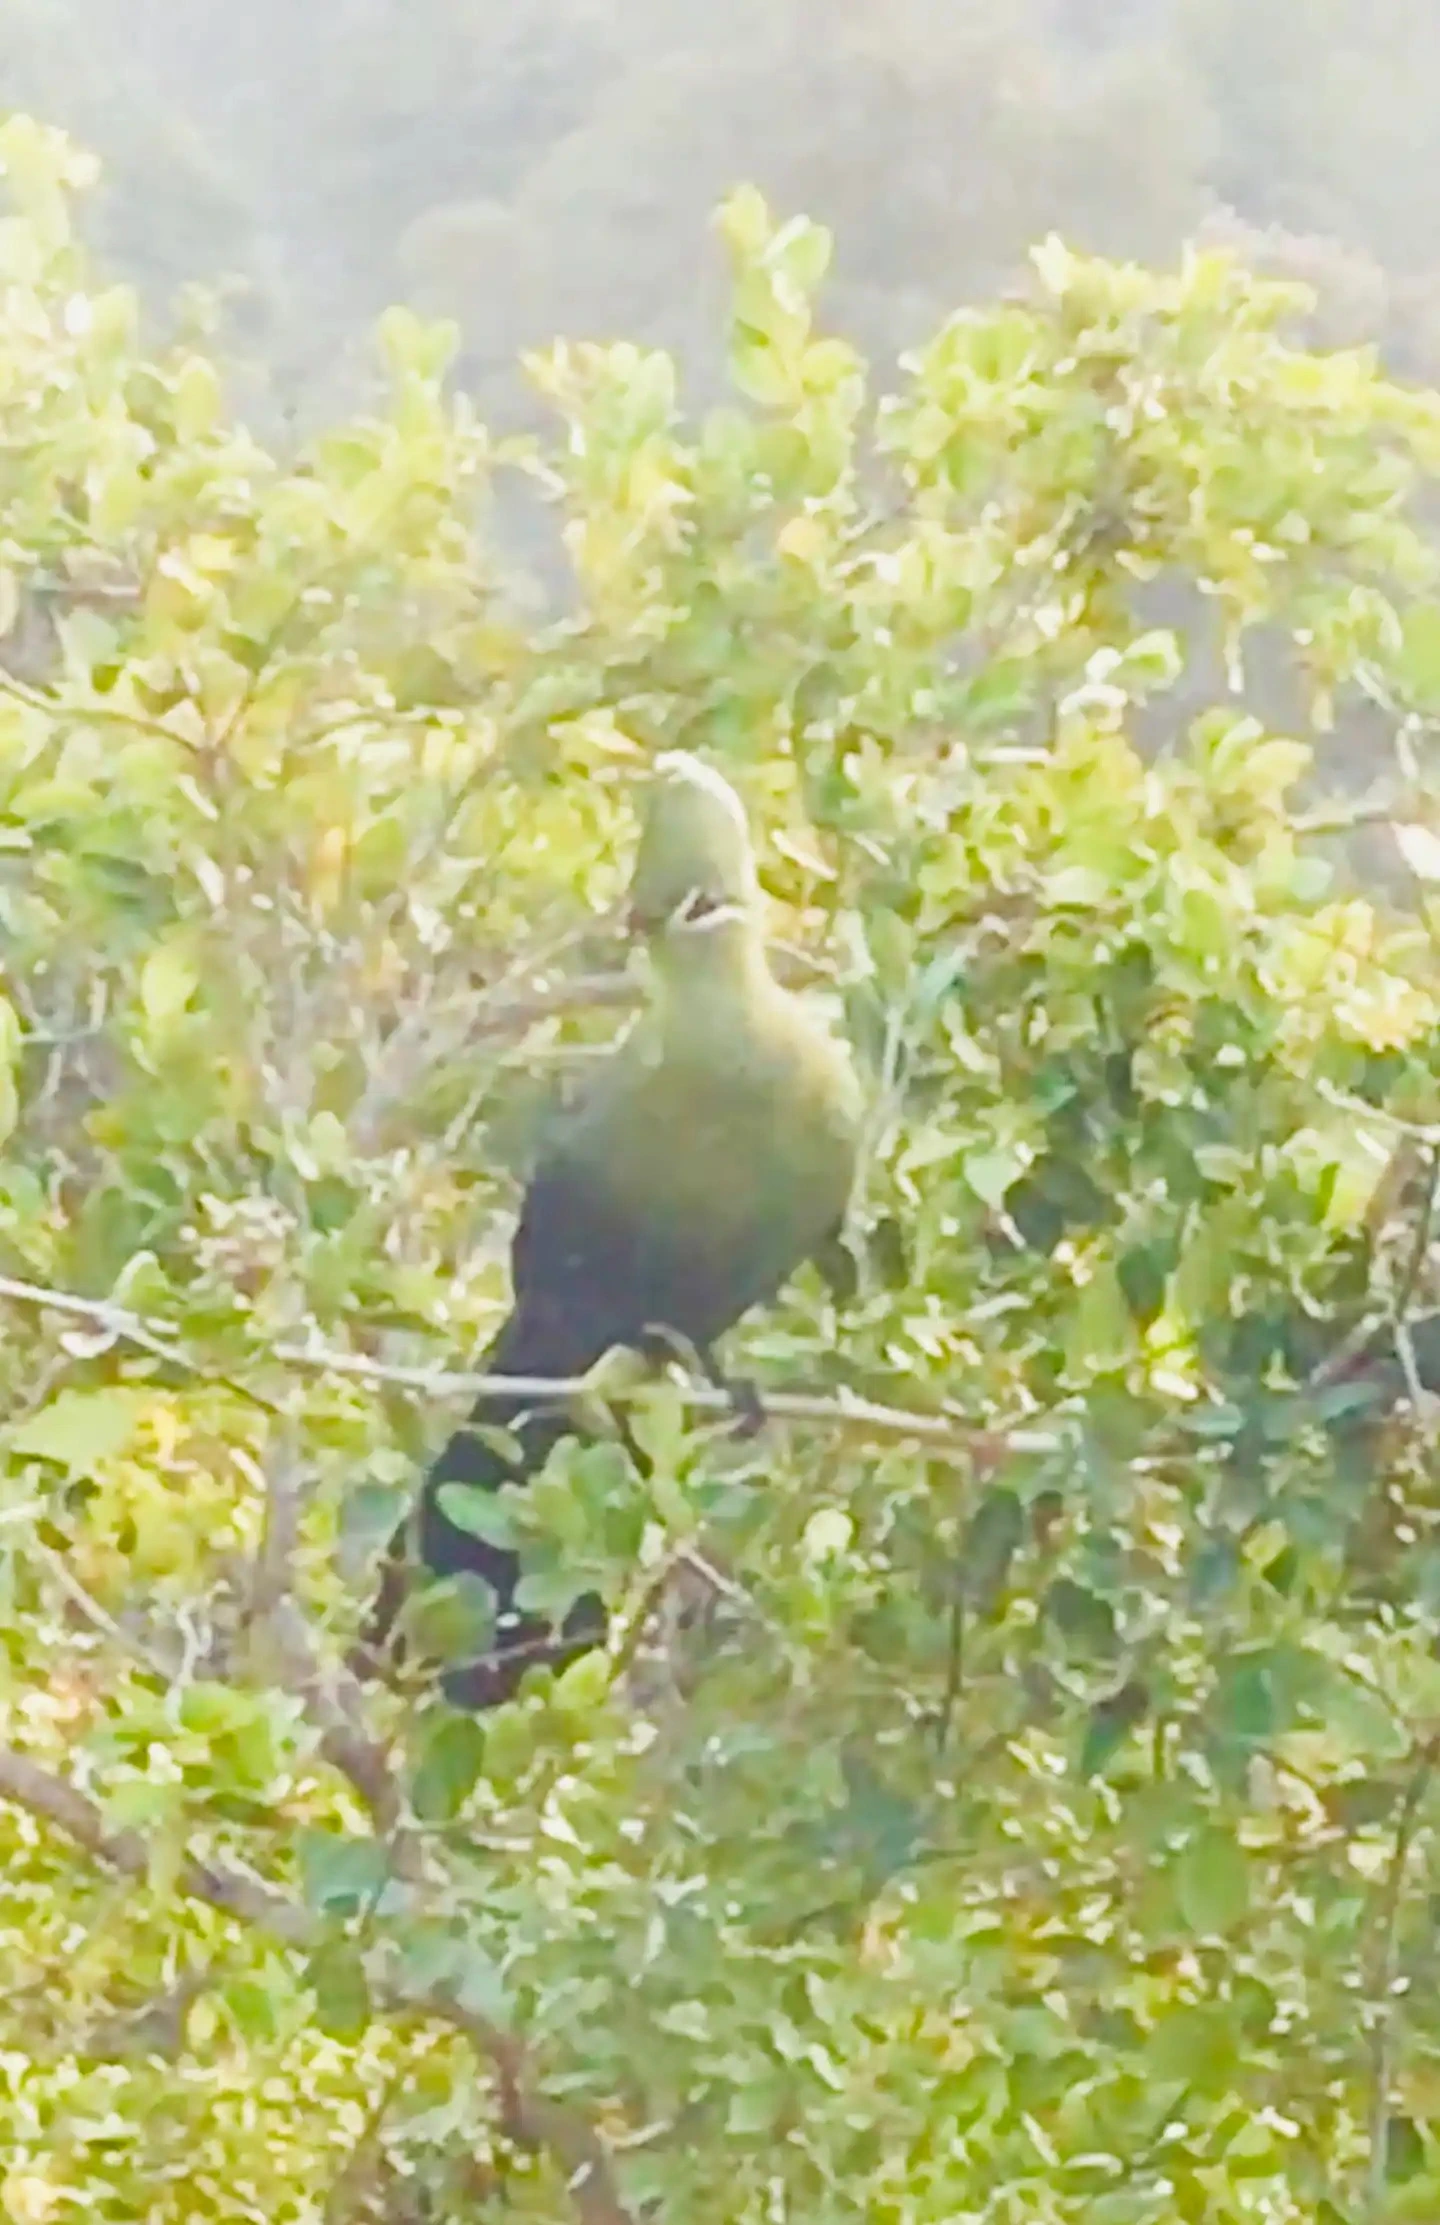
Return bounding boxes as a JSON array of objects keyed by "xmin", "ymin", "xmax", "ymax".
[{"xmin": 10, "ymin": 0, "xmax": 1437, "ymax": 439}]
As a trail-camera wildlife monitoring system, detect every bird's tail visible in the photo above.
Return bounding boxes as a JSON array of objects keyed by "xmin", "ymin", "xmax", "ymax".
[{"xmin": 358, "ymin": 1311, "xmax": 607, "ymax": 1706}]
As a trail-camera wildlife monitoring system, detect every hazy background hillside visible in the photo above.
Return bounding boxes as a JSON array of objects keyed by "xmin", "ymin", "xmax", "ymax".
[{"xmin": 6, "ymin": 0, "xmax": 1439, "ymax": 442}]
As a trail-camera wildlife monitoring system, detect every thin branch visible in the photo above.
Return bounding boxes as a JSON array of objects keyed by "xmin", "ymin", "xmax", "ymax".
[
  {"xmin": 0, "ymin": 1270, "xmax": 1060, "ymax": 1468},
  {"xmin": 0, "ymin": 1743, "xmax": 638, "ymax": 2225},
  {"xmin": 1315, "ymin": 1081, "xmax": 1440, "ymax": 1146},
  {"xmin": 1392, "ymin": 1146, "xmax": 1439, "ymax": 1326},
  {"xmin": 247, "ymin": 1431, "xmax": 304, "ymax": 1627},
  {"xmin": 281, "ymin": 1353, "xmax": 1051, "ymax": 1465},
  {"xmin": 937, "ymin": 1594, "xmax": 966, "ymax": 1756},
  {"xmin": 266, "ymin": 1598, "xmax": 414, "ymax": 1857},
  {"xmin": 0, "ymin": 666, "xmax": 204, "ymax": 753},
  {"xmin": 1363, "ymin": 1739, "xmax": 1440, "ymax": 2222},
  {"xmin": 436, "ymin": 1993, "xmax": 638, "ymax": 2225},
  {"xmin": 0, "ymin": 1274, "xmax": 286, "ymax": 1418},
  {"xmin": 1312, "ymin": 1143, "xmax": 1440, "ymax": 1399},
  {"xmin": 1306, "ymin": 1309, "xmax": 1391, "ymax": 1392},
  {"xmin": 1292, "ymin": 803, "xmax": 1406, "ymax": 837},
  {"xmin": 1390, "ymin": 1145, "xmax": 1440, "ymax": 1414},
  {"xmin": 243, "ymin": 1437, "xmax": 414, "ymax": 1853},
  {"xmin": 34, "ymin": 1542, "xmax": 175, "ymax": 1682},
  {"xmin": 0, "ymin": 1744, "xmax": 311, "ymax": 1945},
  {"xmin": 0, "ymin": 1275, "xmax": 190, "ymax": 1371}
]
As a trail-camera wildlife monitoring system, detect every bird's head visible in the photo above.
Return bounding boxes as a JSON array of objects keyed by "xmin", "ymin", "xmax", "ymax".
[{"xmin": 627, "ymin": 751, "xmax": 762, "ymax": 952}]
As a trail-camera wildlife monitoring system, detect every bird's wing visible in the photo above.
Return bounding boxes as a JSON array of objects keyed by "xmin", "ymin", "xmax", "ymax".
[
  {"xmin": 496, "ymin": 1117, "xmax": 658, "ymax": 1380},
  {"xmin": 499, "ymin": 1078, "xmax": 756, "ymax": 1375}
]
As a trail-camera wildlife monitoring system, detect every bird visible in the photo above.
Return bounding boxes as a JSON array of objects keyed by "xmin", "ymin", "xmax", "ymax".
[{"xmin": 365, "ymin": 750, "xmax": 865, "ymax": 1709}]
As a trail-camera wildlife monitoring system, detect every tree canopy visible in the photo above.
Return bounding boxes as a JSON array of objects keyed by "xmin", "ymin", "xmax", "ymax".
[{"xmin": 5, "ymin": 114, "xmax": 1440, "ymax": 2223}]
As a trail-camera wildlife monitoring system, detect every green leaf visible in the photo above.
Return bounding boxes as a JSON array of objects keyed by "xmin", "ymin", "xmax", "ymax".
[
  {"xmin": 1108, "ymin": 628, "xmax": 1183, "ymax": 694},
  {"xmin": 716, "ymin": 181, "xmax": 773, "ymax": 260},
  {"xmin": 1080, "ymin": 1681, "xmax": 1149, "ymax": 1777},
  {"xmin": 960, "ymin": 1488, "xmax": 1024, "ymax": 1609},
  {"xmin": 1065, "ymin": 1259, "xmax": 1135, "ymax": 1373},
  {"xmin": 1396, "ymin": 602, "xmax": 1440, "ymax": 705},
  {"xmin": 1381, "ymin": 2114, "xmax": 1427, "ymax": 2183},
  {"xmin": 340, "ymin": 1480, "xmax": 410, "ymax": 1552},
  {"xmin": 10, "ymin": 1386, "xmax": 153, "ymax": 1475},
  {"xmin": 436, "ymin": 1479, "xmax": 518, "ymax": 1548},
  {"xmin": 956, "ymin": 657, "xmax": 1035, "ymax": 729},
  {"xmin": 172, "ymin": 354, "xmax": 220, "ymax": 442},
  {"xmin": 296, "ymin": 1830, "xmax": 393, "ymax": 1919},
  {"xmin": 402, "ymin": 1573, "xmax": 498, "ymax": 1664},
  {"xmin": 0, "ymin": 998, "xmax": 19, "ymax": 1151},
  {"xmin": 1175, "ymin": 1825, "xmax": 1250, "ymax": 1936},
  {"xmin": 304, "ymin": 1942, "xmax": 371, "ymax": 2044},
  {"xmin": 728, "ymin": 324, "xmax": 796, "ymax": 408},
  {"xmin": 962, "ymin": 1147, "xmax": 1026, "ymax": 1209},
  {"xmin": 410, "ymin": 1714, "xmax": 488, "ymax": 1824},
  {"xmin": 139, "ymin": 940, "xmax": 198, "ymax": 1027},
  {"xmin": 377, "ymin": 301, "xmax": 457, "ymax": 384},
  {"xmin": 770, "ymin": 214, "xmax": 832, "ymax": 299},
  {"xmin": 550, "ymin": 1646, "xmax": 612, "ymax": 1714},
  {"xmin": 1045, "ymin": 1577, "xmax": 1118, "ymax": 1656},
  {"xmin": 219, "ymin": 1978, "xmax": 281, "ymax": 2044},
  {"xmin": 1145, "ymin": 2002, "xmax": 1238, "ymax": 2093}
]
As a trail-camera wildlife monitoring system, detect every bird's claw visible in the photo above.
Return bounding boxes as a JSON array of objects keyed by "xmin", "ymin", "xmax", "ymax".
[{"xmin": 724, "ymin": 1374, "xmax": 766, "ymax": 1439}]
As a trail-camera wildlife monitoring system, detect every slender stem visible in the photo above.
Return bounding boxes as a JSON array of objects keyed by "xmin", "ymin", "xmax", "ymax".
[
  {"xmin": 1363, "ymin": 1742, "xmax": 1438, "ymax": 2220},
  {"xmin": 0, "ymin": 1271, "xmax": 1060, "ymax": 1468}
]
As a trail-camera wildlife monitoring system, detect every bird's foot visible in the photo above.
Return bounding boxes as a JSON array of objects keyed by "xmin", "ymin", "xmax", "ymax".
[
  {"xmin": 689, "ymin": 1340, "xmax": 766, "ymax": 1438},
  {"xmin": 721, "ymin": 1373, "xmax": 766, "ymax": 1439}
]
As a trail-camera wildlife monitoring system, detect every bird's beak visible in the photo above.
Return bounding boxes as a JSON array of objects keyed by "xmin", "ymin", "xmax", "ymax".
[
  {"xmin": 627, "ymin": 887, "xmax": 704, "ymax": 936},
  {"xmin": 674, "ymin": 900, "xmax": 745, "ymax": 934},
  {"xmin": 626, "ymin": 888, "xmax": 746, "ymax": 938}
]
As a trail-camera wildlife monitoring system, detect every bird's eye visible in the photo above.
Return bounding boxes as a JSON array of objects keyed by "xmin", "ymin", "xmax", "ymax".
[{"xmin": 675, "ymin": 888, "xmax": 721, "ymax": 925}]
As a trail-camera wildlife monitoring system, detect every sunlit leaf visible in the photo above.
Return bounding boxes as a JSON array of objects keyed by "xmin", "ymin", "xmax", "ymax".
[{"xmin": 9, "ymin": 1386, "xmax": 153, "ymax": 1475}]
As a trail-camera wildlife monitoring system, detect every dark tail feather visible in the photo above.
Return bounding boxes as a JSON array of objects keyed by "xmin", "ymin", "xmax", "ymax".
[{"xmin": 357, "ymin": 1310, "xmax": 608, "ymax": 1706}]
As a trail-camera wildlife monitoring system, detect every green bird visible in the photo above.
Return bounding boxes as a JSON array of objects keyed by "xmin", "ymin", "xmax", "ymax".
[{"xmin": 368, "ymin": 751, "xmax": 864, "ymax": 1708}]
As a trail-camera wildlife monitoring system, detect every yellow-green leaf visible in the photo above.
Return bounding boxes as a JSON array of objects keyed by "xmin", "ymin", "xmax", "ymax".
[
  {"xmin": 1175, "ymin": 1825, "xmax": 1250, "ymax": 1937},
  {"xmin": 10, "ymin": 1387, "xmax": 153, "ymax": 1475},
  {"xmin": 139, "ymin": 942, "xmax": 198, "ymax": 1028}
]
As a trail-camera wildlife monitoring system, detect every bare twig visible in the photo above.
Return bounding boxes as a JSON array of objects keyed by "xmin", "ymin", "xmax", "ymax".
[
  {"xmin": 1306, "ymin": 1309, "xmax": 1391, "ymax": 1392},
  {"xmin": 1363, "ymin": 1739, "xmax": 1440, "ymax": 2221},
  {"xmin": 0, "ymin": 1744, "xmax": 312, "ymax": 1944},
  {"xmin": 0, "ymin": 1270, "xmax": 1059, "ymax": 1469},
  {"xmin": 81, "ymin": 1969, "xmax": 218, "ymax": 2061},
  {"xmin": 0, "ymin": 666, "xmax": 204, "ymax": 752},
  {"xmin": 1292, "ymin": 802, "xmax": 1406, "ymax": 837},
  {"xmin": 1390, "ymin": 1146, "xmax": 1440, "ymax": 1413},
  {"xmin": 1312, "ymin": 1142, "xmax": 1440, "ymax": 1400},
  {"xmin": 1315, "ymin": 1081, "xmax": 1440, "ymax": 1147},
  {"xmin": 0, "ymin": 1275, "xmax": 190, "ymax": 1371},
  {"xmin": 247, "ymin": 1432, "xmax": 304, "ymax": 1627},
  {"xmin": 0, "ymin": 1742, "xmax": 638, "ymax": 2225},
  {"xmin": 266, "ymin": 1599, "xmax": 414, "ymax": 1855},
  {"xmin": 33, "ymin": 1542, "xmax": 175, "ymax": 1682},
  {"xmin": 242, "ymin": 1436, "xmax": 415, "ymax": 1853}
]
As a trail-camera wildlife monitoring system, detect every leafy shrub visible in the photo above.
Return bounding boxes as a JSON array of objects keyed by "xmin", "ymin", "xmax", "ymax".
[{"xmin": 4, "ymin": 118, "xmax": 1440, "ymax": 2222}]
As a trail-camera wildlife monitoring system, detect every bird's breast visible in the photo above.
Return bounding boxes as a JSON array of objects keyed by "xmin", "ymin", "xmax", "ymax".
[{"xmin": 605, "ymin": 1030, "xmax": 858, "ymax": 1285}]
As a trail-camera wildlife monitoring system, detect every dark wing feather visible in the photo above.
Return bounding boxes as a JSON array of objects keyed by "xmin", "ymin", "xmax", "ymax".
[
  {"xmin": 368, "ymin": 1072, "xmax": 844, "ymax": 1708},
  {"xmin": 377, "ymin": 1131, "xmax": 726, "ymax": 1709}
]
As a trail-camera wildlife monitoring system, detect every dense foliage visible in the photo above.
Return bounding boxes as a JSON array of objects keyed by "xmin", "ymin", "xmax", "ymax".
[{"xmin": 8, "ymin": 114, "xmax": 1440, "ymax": 2222}]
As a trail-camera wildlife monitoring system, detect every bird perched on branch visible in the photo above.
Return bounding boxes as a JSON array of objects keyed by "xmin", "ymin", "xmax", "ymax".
[{"xmin": 365, "ymin": 750, "xmax": 864, "ymax": 1709}]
